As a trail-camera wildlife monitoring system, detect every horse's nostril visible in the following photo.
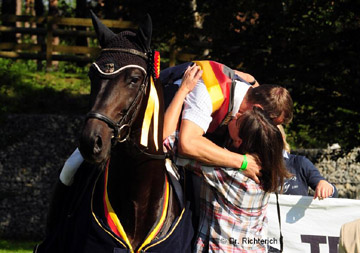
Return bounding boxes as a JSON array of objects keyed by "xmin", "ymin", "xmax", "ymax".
[{"xmin": 93, "ymin": 135, "xmax": 102, "ymax": 155}]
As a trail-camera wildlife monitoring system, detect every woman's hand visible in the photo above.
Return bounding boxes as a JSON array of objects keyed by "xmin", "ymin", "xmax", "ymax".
[{"xmin": 179, "ymin": 64, "xmax": 203, "ymax": 94}]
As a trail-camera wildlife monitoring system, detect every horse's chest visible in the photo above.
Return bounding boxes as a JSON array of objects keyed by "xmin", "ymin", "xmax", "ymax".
[{"xmin": 90, "ymin": 167, "xmax": 192, "ymax": 252}]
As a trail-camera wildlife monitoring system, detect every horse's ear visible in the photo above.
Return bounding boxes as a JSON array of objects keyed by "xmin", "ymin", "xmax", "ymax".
[
  {"xmin": 137, "ymin": 14, "xmax": 152, "ymax": 51},
  {"xmin": 90, "ymin": 10, "xmax": 116, "ymax": 48}
]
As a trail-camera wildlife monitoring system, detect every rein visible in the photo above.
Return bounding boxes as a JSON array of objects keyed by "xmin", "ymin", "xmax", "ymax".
[{"xmin": 127, "ymin": 136, "xmax": 168, "ymax": 160}]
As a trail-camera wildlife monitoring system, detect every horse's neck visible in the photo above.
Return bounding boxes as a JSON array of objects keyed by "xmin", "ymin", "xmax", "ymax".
[
  {"xmin": 107, "ymin": 146, "xmax": 166, "ymax": 203},
  {"xmin": 106, "ymin": 150, "xmax": 167, "ymax": 245},
  {"xmin": 106, "ymin": 88, "xmax": 170, "ymax": 248}
]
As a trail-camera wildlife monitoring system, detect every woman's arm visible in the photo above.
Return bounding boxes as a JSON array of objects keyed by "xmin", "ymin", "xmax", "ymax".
[
  {"xmin": 178, "ymin": 119, "xmax": 261, "ymax": 183},
  {"xmin": 163, "ymin": 64, "xmax": 203, "ymax": 139}
]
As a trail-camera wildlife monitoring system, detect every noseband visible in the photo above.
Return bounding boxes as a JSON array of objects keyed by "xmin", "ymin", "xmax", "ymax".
[{"xmin": 86, "ymin": 48, "xmax": 149, "ymax": 143}]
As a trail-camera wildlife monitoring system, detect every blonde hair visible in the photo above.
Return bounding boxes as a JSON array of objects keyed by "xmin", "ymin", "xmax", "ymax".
[{"xmin": 277, "ymin": 124, "xmax": 291, "ymax": 153}]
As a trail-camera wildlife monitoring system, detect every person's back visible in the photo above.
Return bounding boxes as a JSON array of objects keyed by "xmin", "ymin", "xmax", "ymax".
[
  {"xmin": 339, "ymin": 218, "xmax": 360, "ymax": 253},
  {"xmin": 196, "ymin": 167, "xmax": 270, "ymax": 252},
  {"xmin": 184, "ymin": 107, "xmax": 290, "ymax": 252}
]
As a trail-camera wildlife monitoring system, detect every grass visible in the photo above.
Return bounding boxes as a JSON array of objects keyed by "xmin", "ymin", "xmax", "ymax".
[
  {"xmin": 0, "ymin": 58, "xmax": 91, "ymax": 115},
  {"xmin": 0, "ymin": 240, "xmax": 38, "ymax": 253}
]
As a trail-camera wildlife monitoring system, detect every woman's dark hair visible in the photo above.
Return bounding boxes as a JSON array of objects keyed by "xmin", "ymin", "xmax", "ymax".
[{"xmin": 237, "ymin": 106, "xmax": 291, "ymax": 192}]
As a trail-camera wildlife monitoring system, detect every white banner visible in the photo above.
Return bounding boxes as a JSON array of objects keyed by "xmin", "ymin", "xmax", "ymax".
[{"xmin": 267, "ymin": 194, "xmax": 360, "ymax": 253}]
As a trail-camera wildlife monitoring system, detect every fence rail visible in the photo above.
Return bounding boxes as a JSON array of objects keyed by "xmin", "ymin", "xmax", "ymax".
[
  {"xmin": 0, "ymin": 15, "xmax": 137, "ymax": 69},
  {"xmin": 0, "ymin": 15, "xmax": 204, "ymax": 69}
]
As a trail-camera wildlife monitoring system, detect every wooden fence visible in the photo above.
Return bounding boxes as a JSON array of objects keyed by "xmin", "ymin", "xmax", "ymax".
[
  {"xmin": 0, "ymin": 15, "xmax": 199, "ymax": 70},
  {"xmin": 0, "ymin": 15, "xmax": 138, "ymax": 69}
]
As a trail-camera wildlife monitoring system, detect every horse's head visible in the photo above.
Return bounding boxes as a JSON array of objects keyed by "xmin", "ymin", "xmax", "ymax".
[{"xmin": 79, "ymin": 11, "xmax": 156, "ymax": 164}]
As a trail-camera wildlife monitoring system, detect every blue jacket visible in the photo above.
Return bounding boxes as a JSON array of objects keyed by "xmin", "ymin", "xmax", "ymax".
[{"xmin": 283, "ymin": 152, "xmax": 338, "ymax": 197}]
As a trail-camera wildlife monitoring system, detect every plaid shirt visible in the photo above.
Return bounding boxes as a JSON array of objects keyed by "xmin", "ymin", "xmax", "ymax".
[
  {"xmin": 194, "ymin": 165, "xmax": 270, "ymax": 252},
  {"xmin": 164, "ymin": 133, "xmax": 270, "ymax": 252}
]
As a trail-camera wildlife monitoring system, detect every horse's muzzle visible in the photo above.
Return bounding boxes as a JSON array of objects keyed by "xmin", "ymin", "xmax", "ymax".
[{"xmin": 79, "ymin": 119, "xmax": 112, "ymax": 164}]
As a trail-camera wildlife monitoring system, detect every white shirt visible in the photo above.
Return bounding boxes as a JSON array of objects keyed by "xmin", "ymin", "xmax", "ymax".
[{"xmin": 180, "ymin": 79, "xmax": 251, "ymax": 133}]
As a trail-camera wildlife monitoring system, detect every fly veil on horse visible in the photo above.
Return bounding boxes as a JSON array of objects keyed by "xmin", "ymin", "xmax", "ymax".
[{"xmin": 35, "ymin": 11, "xmax": 193, "ymax": 253}]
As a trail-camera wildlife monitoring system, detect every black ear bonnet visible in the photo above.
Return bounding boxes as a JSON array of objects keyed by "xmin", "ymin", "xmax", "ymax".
[{"xmin": 89, "ymin": 10, "xmax": 153, "ymax": 79}]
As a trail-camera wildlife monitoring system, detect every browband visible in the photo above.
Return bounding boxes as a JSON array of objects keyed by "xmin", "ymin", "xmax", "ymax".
[{"xmin": 92, "ymin": 63, "xmax": 147, "ymax": 76}]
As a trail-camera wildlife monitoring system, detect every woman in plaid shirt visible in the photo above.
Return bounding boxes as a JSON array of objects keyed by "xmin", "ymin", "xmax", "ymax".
[{"xmin": 164, "ymin": 65, "xmax": 291, "ymax": 252}]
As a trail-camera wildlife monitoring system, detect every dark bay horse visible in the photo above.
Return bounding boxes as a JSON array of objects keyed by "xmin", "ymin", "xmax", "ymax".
[{"xmin": 35, "ymin": 11, "xmax": 193, "ymax": 253}]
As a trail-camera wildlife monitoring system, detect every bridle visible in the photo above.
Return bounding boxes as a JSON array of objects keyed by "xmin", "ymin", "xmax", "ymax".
[
  {"xmin": 86, "ymin": 48, "xmax": 149, "ymax": 143},
  {"xmin": 86, "ymin": 77, "xmax": 147, "ymax": 143},
  {"xmin": 85, "ymin": 48, "xmax": 166, "ymax": 160}
]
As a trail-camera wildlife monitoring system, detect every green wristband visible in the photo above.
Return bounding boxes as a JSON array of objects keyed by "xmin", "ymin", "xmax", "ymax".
[{"xmin": 239, "ymin": 154, "xmax": 248, "ymax": 171}]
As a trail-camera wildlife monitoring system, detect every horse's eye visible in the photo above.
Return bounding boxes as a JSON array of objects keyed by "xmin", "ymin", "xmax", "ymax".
[{"xmin": 129, "ymin": 76, "xmax": 141, "ymax": 85}]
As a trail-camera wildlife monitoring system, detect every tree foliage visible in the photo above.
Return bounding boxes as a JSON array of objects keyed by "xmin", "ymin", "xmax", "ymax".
[
  {"xmin": 1, "ymin": 0, "xmax": 359, "ymax": 149},
  {"xmin": 192, "ymin": 0, "xmax": 360, "ymax": 149},
  {"xmin": 105, "ymin": 0, "xmax": 359, "ymax": 148}
]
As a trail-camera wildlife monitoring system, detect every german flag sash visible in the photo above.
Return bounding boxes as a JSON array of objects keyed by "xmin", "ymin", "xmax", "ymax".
[
  {"xmin": 193, "ymin": 61, "xmax": 235, "ymax": 133},
  {"xmin": 103, "ymin": 161, "xmax": 170, "ymax": 252}
]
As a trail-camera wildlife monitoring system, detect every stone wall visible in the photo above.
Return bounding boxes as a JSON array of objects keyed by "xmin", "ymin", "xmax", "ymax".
[
  {"xmin": 292, "ymin": 148, "xmax": 360, "ymax": 199},
  {"xmin": 0, "ymin": 114, "xmax": 359, "ymax": 240},
  {"xmin": 0, "ymin": 114, "xmax": 83, "ymax": 240}
]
